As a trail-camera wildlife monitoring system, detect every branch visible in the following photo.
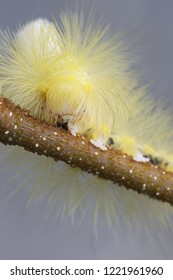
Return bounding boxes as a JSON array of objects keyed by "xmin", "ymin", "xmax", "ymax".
[{"xmin": 0, "ymin": 96, "xmax": 173, "ymax": 206}]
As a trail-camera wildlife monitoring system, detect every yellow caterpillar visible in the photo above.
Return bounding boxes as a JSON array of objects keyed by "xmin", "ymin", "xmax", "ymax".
[
  {"xmin": 0, "ymin": 10, "xmax": 173, "ymax": 229},
  {"xmin": 1, "ymin": 12, "xmax": 173, "ymax": 171}
]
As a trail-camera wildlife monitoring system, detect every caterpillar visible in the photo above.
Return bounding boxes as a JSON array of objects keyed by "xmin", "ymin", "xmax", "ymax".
[
  {"xmin": 0, "ymin": 10, "xmax": 173, "ymax": 229},
  {"xmin": 1, "ymin": 13, "xmax": 173, "ymax": 170}
]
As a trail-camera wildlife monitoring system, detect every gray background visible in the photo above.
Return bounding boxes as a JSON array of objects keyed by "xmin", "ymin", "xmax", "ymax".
[{"xmin": 0, "ymin": 0, "xmax": 173, "ymax": 259}]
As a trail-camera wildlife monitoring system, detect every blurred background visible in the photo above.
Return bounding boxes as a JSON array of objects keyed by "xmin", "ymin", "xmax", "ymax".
[{"xmin": 0, "ymin": 0, "xmax": 173, "ymax": 259}]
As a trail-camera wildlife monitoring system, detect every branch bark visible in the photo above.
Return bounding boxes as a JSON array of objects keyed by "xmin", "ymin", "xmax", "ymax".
[{"xmin": 0, "ymin": 96, "xmax": 173, "ymax": 206}]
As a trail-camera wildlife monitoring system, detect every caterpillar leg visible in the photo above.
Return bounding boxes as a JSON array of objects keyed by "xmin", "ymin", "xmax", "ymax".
[
  {"xmin": 90, "ymin": 139, "xmax": 107, "ymax": 151},
  {"xmin": 68, "ymin": 120, "xmax": 110, "ymax": 151},
  {"xmin": 112, "ymin": 135, "xmax": 150, "ymax": 162},
  {"xmin": 133, "ymin": 151, "xmax": 150, "ymax": 163}
]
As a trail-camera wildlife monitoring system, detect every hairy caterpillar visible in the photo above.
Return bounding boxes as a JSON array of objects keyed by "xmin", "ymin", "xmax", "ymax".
[{"xmin": 0, "ymin": 10, "xmax": 173, "ymax": 230}]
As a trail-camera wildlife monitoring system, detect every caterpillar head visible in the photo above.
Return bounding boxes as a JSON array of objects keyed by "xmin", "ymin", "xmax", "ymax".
[{"xmin": 45, "ymin": 54, "xmax": 94, "ymax": 124}]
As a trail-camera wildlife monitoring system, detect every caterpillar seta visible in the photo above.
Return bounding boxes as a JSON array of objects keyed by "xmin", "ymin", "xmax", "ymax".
[{"xmin": 0, "ymin": 10, "xmax": 173, "ymax": 229}]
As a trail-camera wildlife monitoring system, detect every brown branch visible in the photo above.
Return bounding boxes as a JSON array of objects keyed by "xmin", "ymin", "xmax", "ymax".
[{"xmin": 0, "ymin": 96, "xmax": 173, "ymax": 206}]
